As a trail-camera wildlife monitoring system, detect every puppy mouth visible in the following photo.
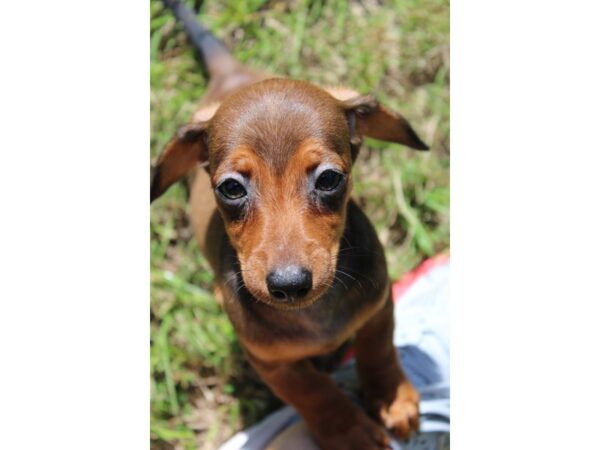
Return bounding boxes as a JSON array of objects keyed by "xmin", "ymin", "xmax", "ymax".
[
  {"xmin": 268, "ymin": 286, "xmax": 328, "ymax": 310},
  {"xmin": 238, "ymin": 254, "xmax": 337, "ymax": 310},
  {"xmin": 244, "ymin": 277, "xmax": 332, "ymax": 311}
]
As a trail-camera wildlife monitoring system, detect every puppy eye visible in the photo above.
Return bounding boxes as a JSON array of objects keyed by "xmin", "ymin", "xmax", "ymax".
[
  {"xmin": 315, "ymin": 169, "xmax": 344, "ymax": 192},
  {"xmin": 217, "ymin": 178, "xmax": 247, "ymax": 200}
]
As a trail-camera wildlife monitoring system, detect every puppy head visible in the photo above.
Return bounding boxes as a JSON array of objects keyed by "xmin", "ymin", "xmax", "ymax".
[{"xmin": 151, "ymin": 78, "xmax": 427, "ymax": 309}]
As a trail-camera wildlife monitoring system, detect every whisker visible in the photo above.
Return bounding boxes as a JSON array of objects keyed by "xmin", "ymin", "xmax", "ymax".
[
  {"xmin": 335, "ymin": 268, "xmax": 356, "ymax": 281},
  {"xmin": 333, "ymin": 274, "xmax": 349, "ymax": 290},
  {"xmin": 337, "ymin": 265, "xmax": 379, "ymax": 290}
]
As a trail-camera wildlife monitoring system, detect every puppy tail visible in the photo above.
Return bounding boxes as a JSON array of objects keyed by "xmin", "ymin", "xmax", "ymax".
[{"xmin": 161, "ymin": 0, "xmax": 238, "ymax": 79}]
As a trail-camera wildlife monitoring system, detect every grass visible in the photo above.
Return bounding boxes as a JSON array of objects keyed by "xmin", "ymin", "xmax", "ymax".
[{"xmin": 150, "ymin": 0, "xmax": 449, "ymax": 448}]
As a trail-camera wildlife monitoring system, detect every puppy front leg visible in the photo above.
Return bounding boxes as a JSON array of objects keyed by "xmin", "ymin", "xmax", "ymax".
[
  {"xmin": 355, "ymin": 291, "xmax": 420, "ymax": 440},
  {"xmin": 248, "ymin": 354, "xmax": 391, "ymax": 450}
]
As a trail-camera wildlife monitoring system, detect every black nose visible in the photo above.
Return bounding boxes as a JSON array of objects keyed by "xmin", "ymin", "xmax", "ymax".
[{"xmin": 266, "ymin": 266, "xmax": 313, "ymax": 301}]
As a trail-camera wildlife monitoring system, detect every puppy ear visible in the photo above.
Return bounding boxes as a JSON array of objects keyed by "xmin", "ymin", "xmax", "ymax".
[
  {"xmin": 342, "ymin": 95, "xmax": 429, "ymax": 150},
  {"xmin": 150, "ymin": 122, "xmax": 209, "ymax": 202},
  {"xmin": 326, "ymin": 88, "xmax": 429, "ymax": 153}
]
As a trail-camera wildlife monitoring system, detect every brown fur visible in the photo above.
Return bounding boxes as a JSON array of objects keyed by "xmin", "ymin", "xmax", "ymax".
[{"xmin": 151, "ymin": 31, "xmax": 429, "ymax": 449}]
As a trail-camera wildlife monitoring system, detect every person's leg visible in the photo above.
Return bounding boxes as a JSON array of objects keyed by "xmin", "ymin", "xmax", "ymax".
[{"xmin": 265, "ymin": 421, "xmax": 318, "ymax": 450}]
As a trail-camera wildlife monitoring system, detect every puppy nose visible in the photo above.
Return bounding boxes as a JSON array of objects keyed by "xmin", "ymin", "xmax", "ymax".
[{"xmin": 266, "ymin": 266, "xmax": 312, "ymax": 301}]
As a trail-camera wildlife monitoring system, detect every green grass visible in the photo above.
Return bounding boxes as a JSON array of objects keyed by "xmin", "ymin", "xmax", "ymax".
[{"xmin": 150, "ymin": 0, "xmax": 449, "ymax": 448}]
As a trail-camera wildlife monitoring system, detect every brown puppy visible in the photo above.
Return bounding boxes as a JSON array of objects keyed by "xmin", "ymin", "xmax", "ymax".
[{"xmin": 152, "ymin": 2, "xmax": 428, "ymax": 449}]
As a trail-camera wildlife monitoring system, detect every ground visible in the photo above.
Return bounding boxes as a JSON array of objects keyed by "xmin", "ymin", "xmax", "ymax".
[{"xmin": 150, "ymin": 0, "xmax": 449, "ymax": 448}]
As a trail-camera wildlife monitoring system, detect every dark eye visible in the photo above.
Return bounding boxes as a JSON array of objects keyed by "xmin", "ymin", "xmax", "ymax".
[
  {"xmin": 217, "ymin": 178, "xmax": 247, "ymax": 200},
  {"xmin": 315, "ymin": 170, "xmax": 344, "ymax": 192}
]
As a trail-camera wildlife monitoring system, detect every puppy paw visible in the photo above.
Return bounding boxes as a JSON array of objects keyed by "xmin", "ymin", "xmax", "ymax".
[
  {"xmin": 368, "ymin": 379, "xmax": 420, "ymax": 441},
  {"xmin": 313, "ymin": 409, "xmax": 391, "ymax": 450}
]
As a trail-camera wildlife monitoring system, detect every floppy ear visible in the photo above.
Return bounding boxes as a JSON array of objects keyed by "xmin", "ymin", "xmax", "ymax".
[
  {"xmin": 326, "ymin": 88, "xmax": 429, "ymax": 157},
  {"xmin": 150, "ymin": 122, "xmax": 209, "ymax": 202}
]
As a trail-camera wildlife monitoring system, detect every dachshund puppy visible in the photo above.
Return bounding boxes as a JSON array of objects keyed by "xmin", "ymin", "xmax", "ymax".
[{"xmin": 152, "ymin": 2, "xmax": 428, "ymax": 449}]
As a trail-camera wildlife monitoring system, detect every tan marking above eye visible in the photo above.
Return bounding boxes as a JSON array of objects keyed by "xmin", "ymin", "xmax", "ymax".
[
  {"xmin": 213, "ymin": 146, "xmax": 262, "ymax": 182},
  {"xmin": 288, "ymin": 139, "xmax": 349, "ymax": 175}
]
